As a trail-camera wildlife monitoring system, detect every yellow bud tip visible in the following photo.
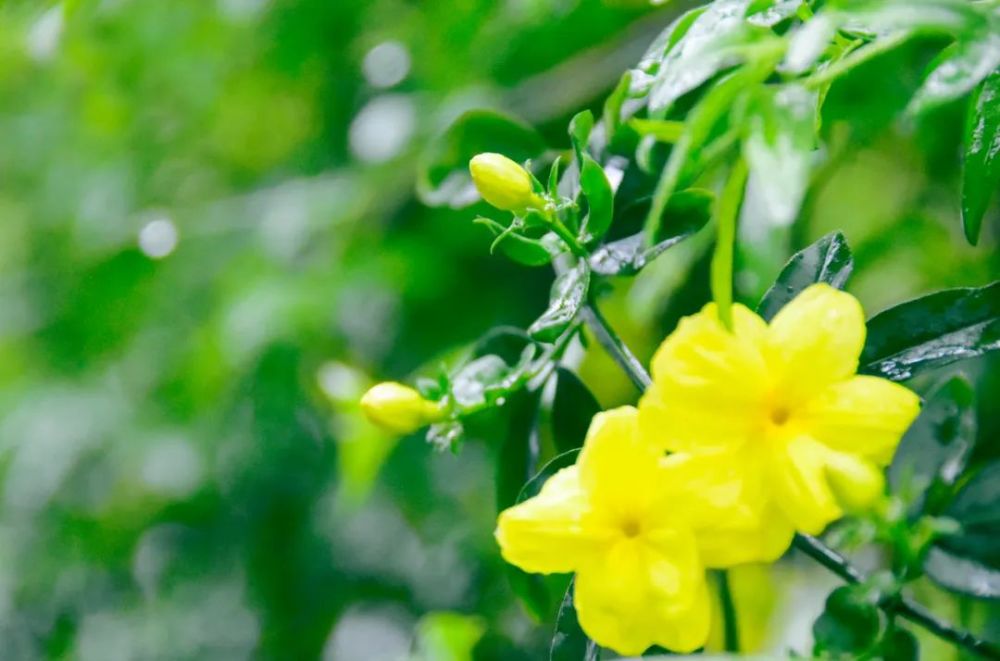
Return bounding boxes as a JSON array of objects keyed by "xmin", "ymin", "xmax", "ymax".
[
  {"xmin": 826, "ymin": 454, "xmax": 885, "ymax": 514},
  {"xmin": 469, "ymin": 152, "xmax": 542, "ymax": 212},
  {"xmin": 360, "ymin": 382, "xmax": 442, "ymax": 435}
]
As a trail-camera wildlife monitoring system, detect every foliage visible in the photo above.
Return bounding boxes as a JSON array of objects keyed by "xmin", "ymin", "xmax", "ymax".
[{"xmin": 0, "ymin": 0, "xmax": 999, "ymax": 659}]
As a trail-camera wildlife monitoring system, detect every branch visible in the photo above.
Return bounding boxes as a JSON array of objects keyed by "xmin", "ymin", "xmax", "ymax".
[
  {"xmin": 794, "ymin": 534, "xmax": 1000, "ymax": 659},
  {"xmin": 580, "ymin": 299, "xmax": 1000, "ymax": 659}
]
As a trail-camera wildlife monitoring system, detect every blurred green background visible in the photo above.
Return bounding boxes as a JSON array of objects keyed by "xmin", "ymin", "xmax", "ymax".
[{"xmin": 0, "ymin": 1, "xmax": 997, "ymax": 659}]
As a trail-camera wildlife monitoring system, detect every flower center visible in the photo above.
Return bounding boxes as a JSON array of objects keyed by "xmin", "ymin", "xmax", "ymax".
[
  {"xmin": 621, "ymin": 518, "xmax": 641, "ymax": 538},
  {"xmin": 770, "ymin": 405, "xmax": 790, "ymax": 426}
]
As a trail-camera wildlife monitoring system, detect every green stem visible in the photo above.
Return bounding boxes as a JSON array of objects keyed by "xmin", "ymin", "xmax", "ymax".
[
  {"xmin": 579, "ymin": 305, "xmax": 1000, "ymax": 658},
  {"xmin": 582, "ymin": 300, "xmax": 651, "ymax": 391},
  {"xmin": 793, "ymin": 534, "xmax": 1000, "ymax": 659},
  {"xmin": 710, "ymin": 158, "xmax": 748, "ymax": 331},
  {"xmin": 543, "ymin": 204, "xmax": 588, "ymax": 258},
  {"xmin": 718, "ymin": 570, "xmax": 740, "ymax": 653}
]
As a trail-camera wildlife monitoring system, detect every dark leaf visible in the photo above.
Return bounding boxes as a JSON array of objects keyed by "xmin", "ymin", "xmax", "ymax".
[
  {"xmin": 496, "ymin": 392, "xmax": 550, "ymax": 619},
  {"xmin": 550, "ymin": 581, "xmax": 598, "ymax": 661},
  {"xmin": 472, "ymin": 327, "xmax": 534, "ymax": 364},
  {"xmin": 880, "ymin": 627, "xmax": 919, "ymax": 661},
  {"xmin": 860, "ymin": 281, "xmax": 1000, "ymax": 381},
  {"xmin": 578, "ymin": 155, "xmax": 614, "ymax": 243},
  {"xmin": 937, "ymin": 460, "xmax": 1000, "ymax": 569},
  {"xmin": 528, "ymin": 264, "xmax": 590, "ymax": 343},
  {"xmin": 962, "ymin": 70, "xmax": 1000, "ymax": 245},
  {"xmin": 924, "ymin": 545, "xmax": 1000, "ymax": 598},
  {"xmin": 418, "ymin": 110, "xmax": 545, "ymax": 208},
  {"xmin": 757, "ymin": 232, "xmax": 854, "ymax": 321},
  {"xmin": 516, "ymin": 449, "xmax": 580, "ymax": 505},
  {"xmin": 812, "ymin": 585, "xmax": 884, "ymax": 655},
  {"xmin": 888, "ymin": 375, "xmax": 976, "ymax": 515},
  {"xmin": 908, "ymin": 32, "xmax": 1000, "ymax": 116},
  {"xmin": 590, "ymin": 190, "xmax": 712, "ymax": 276},
  {"xmin": 550, "ymin": 368, "xmax": 601, "ymax": 455}
]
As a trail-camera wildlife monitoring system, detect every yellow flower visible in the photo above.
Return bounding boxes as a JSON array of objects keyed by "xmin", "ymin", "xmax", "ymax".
[
  {"xmin": 495, "ymin": 406, "xmax": 712, "ymax": 656},
  {"xmin": 360, "ymin": 382, "xmax": 443, "ymax": 434},
  {"xmin": 638, "ymin": 284, "xmax": 920, "ymax": 560},
  {"xmin": 469, "ymin": 153, "xmax": 544, "ymax": 213}
]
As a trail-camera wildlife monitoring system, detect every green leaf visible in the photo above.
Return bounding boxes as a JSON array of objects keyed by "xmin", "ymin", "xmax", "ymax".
[
  {"xmin": 908, "ymin": 33, "xmax": 1000, "ymax": 116},
  {"xmin": 962, "ymin": 70, "xmax": 1000, "ymax": 245},
  {"xmin": 528, "ymin": 264, "xmax": 590, "ymax": 343},
  {"xmin": 644, "ymin": 60, "xmax": 780, "ymax": 241},
  {"xmin": 568, "ymin": 110, "xmax": 594, "ymax": 164},
  {"xmin": 757, "ymin": 232, "xmax": 853, "ymax": 321},
  {"xmin": 924, "ymin": 545, "xmax": 1000, "ymax": 598},
  {"xmin": 880, "ymin": 627, "xmax": 919, "ymax": 661},
  {"xmin": 603, "ymin": 71, "xmax": 632, "ymax": 143},
  {"xmin": 578, "ymin": 155, "xmax": 614, "ymax": 243},
  {"xmin": 550, "ymin": 368, "xmax": 601, "ymax": 455},
  {"xmin": 516, "ymin": 449, "xmax": 580, "ymax": 505},
  {"xmin": 937, "ymin": 460, "xmax": 1000, "ymax": 569},
  {"xmin": 647, "ymin": 0, "xmax": 764, "ymax": 116},
  {"xmin": 590, "ymin": 189, "xmax": 713, "ymax": 276},
  {"xmin": 418, "ymin": 110, "xmax": 545, "ymax": 208},
  {"xmin": 812, "ymin": 585, "xmax": 884, "ymax": 656},
  {"xmin": 635, "ymin": 6, "xmax": 707, "ymax": 77},
  {"xmin": 451, "ymin": 345, "xmax": 535, "ymax": 411},
  {"xmin": 474, "ymin": 216, "xmax": 553, "ymax": 267},
  {"xmin": 860, "ymin": 281, "xmax": 1000, "ymax": 381},
  {"xmin": 550, "ymin": 581, "xmax": 598, "ymax": 661},
  {"xmin": 888, "ymin": 375, "xmax": 975, "ymax": 515},
  {"xmin": 743, "ymin": 84, "xmax": 817, "ymax": 226}
]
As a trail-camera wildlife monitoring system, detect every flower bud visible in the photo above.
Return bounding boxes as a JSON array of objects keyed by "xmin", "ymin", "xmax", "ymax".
[
  {"xmin": 826, "ymin": 454, "xmax": 885, "ymax": 514},
  {"xmin": 469, "ymin": 153, "xmax": 543, "ymax": 212},
  {"xmin": 360, "ymin": 382, "xmax": 443, "ymax": 434}
]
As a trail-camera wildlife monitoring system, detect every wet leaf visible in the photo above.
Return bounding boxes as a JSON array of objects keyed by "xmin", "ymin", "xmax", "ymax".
[
  {"xmin": 888, "ymin": 375, "xmax": 975, "ymax": 515},
  {"xmin": 908, "ymin": 32, "xmax": 1000, "ymax": 116},
  {"xmin": 860, "ymin": 281, "xmax": 1000, "ymax": 381},
  {"xmin": 528, "ymin": 265, "xmax": 590, "ymax": 343},
  {"xmin": 757, "ymin": 232, "xmax": 853, "ymax": 321}
]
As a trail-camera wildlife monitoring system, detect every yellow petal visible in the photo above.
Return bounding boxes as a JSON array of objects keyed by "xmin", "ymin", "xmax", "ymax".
[
  {"xmin": 661, "ymin": 451, "xmax": 795, "ymax": 566},
  {"xmin": 696, "ymin": 501, "xmax": 796, "ymax": 567},
  {"xmin": 578, "ymin": 406, "xmax": 662, "ymax": 514},
  {"xmin": 800, "ymin": 375, "xmax": 921, "ymax": 465},
  {"xmin": 766, "ymin": 284, "xmax": 866, "ymax": 403},
  {"xmin": 574, "ymin": 529, "xmax": 709, "ymax": 655},
  {"xmin": 825, "ymin": 451, "xmax": 885, "ymax": 513},
  {"xmin": 495, "ymin": 466, "xmax": 601, "ymax": 574},
  {"xmin": 640, "ymin": 303, "xmax": 769, "ymax": 453},
  {"xmin": 768, "ymin": 435, "xmax": 843, "ymax": 535}
]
